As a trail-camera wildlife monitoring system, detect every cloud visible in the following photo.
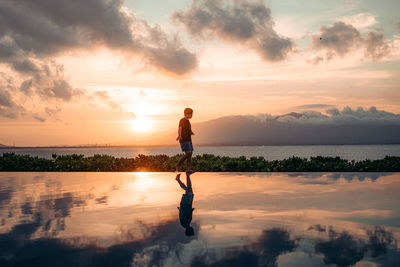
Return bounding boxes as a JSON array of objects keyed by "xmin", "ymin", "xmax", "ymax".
[
  {"xmin": 11, "ymin": 59, "xmax": 41, "ymax": 74},
  {"xmin": 40, "ymin": 79, "xmax": 82, "ymax": 101},
  {"xmin": 145, "ymin": 42, "xmax": 198, "ymax": 76},
  {"xmin": 268, "ymin": 106, "xmax": 400, "ymax": 126},
  {"xmin": 312, "ymin": 21, "xmax": 362, "ymax": 57},
  {"xmin": 94, "ymin": 90, "xmax": 109, "ymax": 99},
  {"xmin": 0, "ymin": 88, "xmax": 14, "ymax": 108},
  {"xmin": 0, "ymin": 0, "xmax": 197, "ymax": 76},
  {"xmin": 364, "ymin": 31, "xmax": 390, "ymax": 60},
  {"xmin": 312, "ymin": 21, "xmax": 391, "ymax": 60},
  {"xmin": 141, "ymin": 25, "xmax": 198, "ymax": 75},
  {"xmin": 327, "ymin": 173, "xmax": 391, "ymax": 182},
  {"xmin": 398, "ymin": 18, "xmax": 400, "ymax": 31},
  {"xmin": 0, "ymin": 84, "xmax": 25, "ymax": 118},
  {"xmin": 173, "ymin": 0, "xmax": 294, "ymax": 62},
  {"xmin": 323, "ymin": 106, "xmax": 400, "ymax": 124},
  {"xmin": 91, "ymin": 90, "xmax": 133, "ymax": 116},
  {"xmin": 33, "ymin": 114, "xmax": 46, "ymax": 122},
  {"xmin": 314, "ymin": 227, "xmax": 395, "ymax": 266},
  {"xmin": 0, "ymin": 61, "xmax": 80, "ymax": 119},
  {"xmin": 339, "ymin": 13, "xmax": 377, "ymax": 29},
  {"xmin": 0, "ymin": 0, "xmax": 198, "ymax": 120},
  {"xmin": 305, "ymin": 56, "xmax": 324, "ymax": 65},
  {"xmin": 19, "ymin": 79, "xmax": 33, "ymax": 96},
  {"xmin": 45, "ymin": 106, "xmax": 61, "ymax": 116},
  {"xmin": 254, "ymin": 228, "xmax": 297, "ymax": 266},
  {"xmin": 191, "ymin": 228, "xmax": 297, "ymax": 266},
  {"xmin": 295, "ymin": 104, "xmax": 335, "ymax": 110},
  {"xmin": 0, "ymin": 105, "xmax": 25, "ymax": 119},
  {"xmin": 0, "ymin": 31, "xmax": 88, "ymax": 118},
  {"xmin": 289, "ymin": 173, "xmax": 391, "ymax": 182},
  {"xmin": 16, "ymin": 61, "xmax": 84, "ymax": 101}
]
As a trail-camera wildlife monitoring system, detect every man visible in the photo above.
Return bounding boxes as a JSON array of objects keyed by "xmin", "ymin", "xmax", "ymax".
[{"xmin": 176, "ymin": 107, "xmax": 195, "ymax": 173}]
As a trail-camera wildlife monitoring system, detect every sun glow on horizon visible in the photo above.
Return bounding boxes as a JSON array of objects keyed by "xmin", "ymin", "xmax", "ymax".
[{"xmin": 131, "ymin": 117, "xmax": 153, "ymax": 132}]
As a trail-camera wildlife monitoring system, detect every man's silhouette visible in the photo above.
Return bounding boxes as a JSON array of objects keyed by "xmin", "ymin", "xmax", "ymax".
[{"xmin": 176, "ymin": 173, "xmax": 195, "ymax": 236}]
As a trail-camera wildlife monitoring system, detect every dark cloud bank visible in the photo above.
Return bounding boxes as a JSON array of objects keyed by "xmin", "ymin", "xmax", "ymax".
[
  {"xmin": 0, "ymin": 0, "xmax": 197, "ymax": 119},
  {"xmin": 190, "ymin": 106, "xmax": 400, "ymax": 145},
  {"xmin": 173, "ymin": 0, "xmax": 294, "ymax": 62}
]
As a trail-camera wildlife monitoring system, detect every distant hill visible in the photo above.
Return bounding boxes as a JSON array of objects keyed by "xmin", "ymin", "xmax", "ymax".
[
  {"xmin": 192, "ymin": 116, "xmax": 400, "ymax": 145},
  {"xmin": 0, "ymin": 144, "xmax": 9, "ymax": 148},
  {"xmin": 156, "ymin": 109, "xmax": 400, "ymax": 146}
]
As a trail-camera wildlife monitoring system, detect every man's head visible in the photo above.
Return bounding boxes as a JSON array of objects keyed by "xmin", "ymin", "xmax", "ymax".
[
  {"xmin": 185, "ymin": 226, "xmax": 194, "ymax": 236},
  {"xmin": 184, "ymin": 107, "xmax": 193, "ymax": 119}
]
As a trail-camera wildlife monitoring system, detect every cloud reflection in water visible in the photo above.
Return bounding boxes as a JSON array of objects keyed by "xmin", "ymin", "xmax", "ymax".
[{"xmin": 0, "ymin": 172, "xmax": 399, "ymax": 266}]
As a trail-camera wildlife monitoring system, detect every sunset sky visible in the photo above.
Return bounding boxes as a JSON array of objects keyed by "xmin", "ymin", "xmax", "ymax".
[{"xmin": 0, "ymin": 0, "xmax": 399, "ymax": 146}]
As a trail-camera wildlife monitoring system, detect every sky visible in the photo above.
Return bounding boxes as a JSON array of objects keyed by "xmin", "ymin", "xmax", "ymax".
[{"xmin": 0, "ymin": 0, "xmax": 399, "ymax": 146}]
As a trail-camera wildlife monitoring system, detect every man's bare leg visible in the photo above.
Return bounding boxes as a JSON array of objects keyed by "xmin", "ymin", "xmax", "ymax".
[
  {"xmin": 186, "ymin": 173, "xmax": 192, "ymax": 193},
  {"xmin": 186, "ymin": 151, "xmax": 192, "ymax": 172},
  {"xmin": 175, "ymin": 174, "xmax": 187, "ymax": 190},
  {"xmin": 176, "ymin": 151, "xmax": 190, "ymax": 172}
]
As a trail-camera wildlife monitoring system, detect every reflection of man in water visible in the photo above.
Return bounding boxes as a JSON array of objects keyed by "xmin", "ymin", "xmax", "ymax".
[{"xmin": 176, "ymin": 173, "xmax": 195, "ymax": 236}]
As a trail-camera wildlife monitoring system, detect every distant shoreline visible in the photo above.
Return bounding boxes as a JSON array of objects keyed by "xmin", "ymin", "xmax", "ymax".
[{"xmin": 2, "ymin": 143, "xmax": 400, "ymax": 149}]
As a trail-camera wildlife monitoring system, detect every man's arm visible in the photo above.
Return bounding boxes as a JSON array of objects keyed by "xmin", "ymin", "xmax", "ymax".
[{"xmin": 176, "ymin": 126, "xmax": 182, "ymax": 141}]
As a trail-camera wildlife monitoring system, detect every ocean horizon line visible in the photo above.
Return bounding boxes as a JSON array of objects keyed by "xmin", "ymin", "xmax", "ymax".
[{"xmin": 2, "ymin": 143, "xmax": 400, "ymax": 149}]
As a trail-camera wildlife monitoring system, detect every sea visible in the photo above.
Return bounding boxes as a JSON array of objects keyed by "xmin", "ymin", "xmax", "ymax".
[{"xmin": 1, "ymin": 144, "xmax": 400, "ymax": 161}]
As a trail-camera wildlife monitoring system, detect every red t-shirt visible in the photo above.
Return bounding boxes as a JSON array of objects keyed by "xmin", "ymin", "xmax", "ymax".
[{"xmin": 179, "ymin": 118, "xmax": 192, "ymax": 142}]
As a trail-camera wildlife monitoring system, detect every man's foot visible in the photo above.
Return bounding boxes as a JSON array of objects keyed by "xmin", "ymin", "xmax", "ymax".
[
  {"xmin": 175, "ymin": 166, "xmax": 179, "ymax": 172},
  {"xmin": 186, "ymin": 170, "xmax": 195, "ymax": 175},
  {"xmin": 175, "ymin": 173, "xmax": 181, "ymax": 181}
]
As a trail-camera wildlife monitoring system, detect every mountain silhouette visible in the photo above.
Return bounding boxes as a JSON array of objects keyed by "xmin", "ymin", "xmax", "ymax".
[{"xmin": 156, "ymin": 110, "xmax": 400, "ymax": 146}]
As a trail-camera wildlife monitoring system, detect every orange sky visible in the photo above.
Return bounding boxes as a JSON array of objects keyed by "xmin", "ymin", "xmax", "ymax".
[{"xmin": 0, "ymin": 0, "xmax": 399, "ymax": 146}]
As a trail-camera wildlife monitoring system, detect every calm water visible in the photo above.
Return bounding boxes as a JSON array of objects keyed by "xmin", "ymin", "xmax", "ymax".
[
  {"xmin": 0, "ymin": 172, "xmax": 399, "ymax": 266},
  {"xmin": 2, "ymin": 144, "xmax": 400, "ymax": 160}
]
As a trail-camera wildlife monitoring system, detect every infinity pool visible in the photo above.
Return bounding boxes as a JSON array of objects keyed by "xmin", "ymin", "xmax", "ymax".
[{"xmin": 0, "ymin": 172, "xmax": 399, "ymax": 266}]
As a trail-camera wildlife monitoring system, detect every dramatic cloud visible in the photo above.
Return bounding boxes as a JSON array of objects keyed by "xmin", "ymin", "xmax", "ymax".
[
  {"xmin": 173, "ymin": 0, "xmax": 294, "ymax": 62},
  {"xmin": 312, "ymin": 21, "xmax": 391, "ymax": 60},
  {"xmin": 0, "ymin": 0, "xmax": 197, "ymax": 119},
  {"xmin": 0, "ymin": 0, "xmax": 197, "ymax": 75}
]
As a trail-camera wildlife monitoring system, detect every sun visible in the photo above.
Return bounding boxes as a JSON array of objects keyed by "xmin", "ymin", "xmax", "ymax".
[{"xmin": 131, "ymin": 117, "xmax": 153, "ymax": 132}]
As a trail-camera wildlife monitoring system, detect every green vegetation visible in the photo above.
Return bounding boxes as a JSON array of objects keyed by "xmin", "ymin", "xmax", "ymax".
[{"xmin": 1, "ymin": 153, "xmax": 399, "ymax": 172}]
